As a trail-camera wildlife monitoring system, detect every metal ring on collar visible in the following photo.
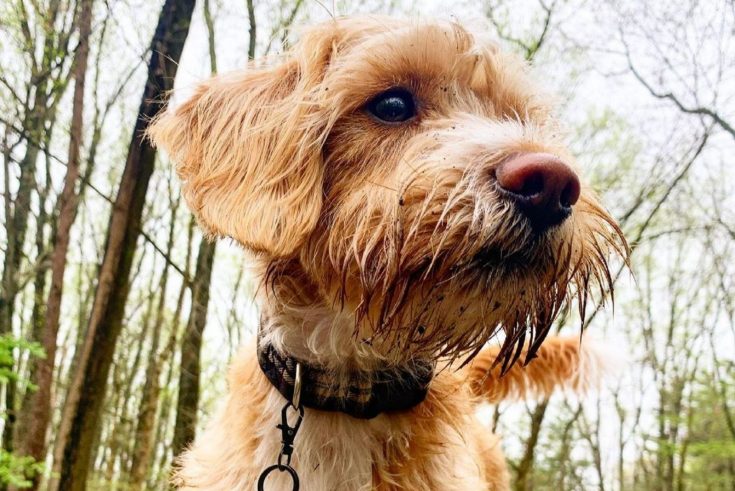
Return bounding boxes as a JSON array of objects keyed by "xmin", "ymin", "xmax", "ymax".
[
  {"xmin": 292, "ymin": 362, "xmax": 302, "ymax": 409},
  {"xmin": 257, "ymin": 464, "xmax": 300, "ymax": 491}
]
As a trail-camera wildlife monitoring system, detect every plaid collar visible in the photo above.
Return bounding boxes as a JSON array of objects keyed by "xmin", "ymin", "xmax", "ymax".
[{"xmin": 256, "ymin": 336, "xmax": 435, "ymax": 419}]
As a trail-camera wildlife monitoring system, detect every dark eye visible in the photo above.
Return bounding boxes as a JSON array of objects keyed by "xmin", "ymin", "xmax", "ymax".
[{"xmin": 366, "ymin": 88, "xmax": 416, "ymax": 123}]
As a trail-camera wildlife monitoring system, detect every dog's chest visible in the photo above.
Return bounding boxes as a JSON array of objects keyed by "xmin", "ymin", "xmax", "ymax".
[{"xmin": 252, "ymin": 396, "xmax": 488, "ymax": 490}]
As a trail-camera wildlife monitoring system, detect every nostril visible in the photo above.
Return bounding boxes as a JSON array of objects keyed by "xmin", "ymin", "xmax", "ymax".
[
  {"xmin": 560, "ymin": 183, "xmax": 573, "ymax": 208},
  {"xmin": 519, "ymin": 172, "xmax": 544, "ymax": 197},
  {"xmin": 560, "ymin": 175, "xmax": 581, "ymax": 208}
]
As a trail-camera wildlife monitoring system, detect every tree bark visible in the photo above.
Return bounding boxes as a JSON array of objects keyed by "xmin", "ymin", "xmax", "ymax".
[
  {"xmin": 514, "ymin": 399, "xmax": 549, "ymax": 491},
  {"xmin": 11, "ymin": 2, "xmax": 93, "ymax": 488},
  {"xmin": 56, "ymin": 1, "xmax": 196, "ymax": 489},
  {"xmin": 172, "ymin": 239, "xmax": 216, "ymax": 457},
  {"xmin": 0, "ymin": 0, "xmax": 74, "ymax": 455},
  {"xmin": 128, "ymin": 199, "xmax": 179, "ymax": 489}
]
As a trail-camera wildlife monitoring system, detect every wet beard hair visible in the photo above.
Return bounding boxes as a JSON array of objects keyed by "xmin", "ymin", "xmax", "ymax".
[
  {"xmin": 349, "ymin": 204, "xmax": 626, "ymax": 372},
  {"xmin": 264, "ymin": 199, "xmax": 627, "ymax": 373}
]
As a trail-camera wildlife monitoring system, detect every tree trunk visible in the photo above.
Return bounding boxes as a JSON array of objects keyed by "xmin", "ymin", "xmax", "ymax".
[
  {"xmin": 128, "ymin": 200, "xmax": 179, "ymax": 489},
  {"xmin": 0, "ymin": 74, "xmax": 45, "ymax": 461},
  {"xmin": 172, "ymin": 239, "xmax": 216, "ymax": 456},
  {"xmin": 0, "ymin": 0, "xmax": 70, "ymax": 454},
  {"xmin": 11, "ymin": 2, "xmax": 93, "ymax": 488},
  {"xmin": 56, "ymin": 1, "xmax": 195, "ymax": 489},
  {"xmin": 127, "ymin": 301, "xmax": 164, "ymax": 488},
  {"xmin": 514, "ymin": 399, "xmax": 549, "ymax": 491},
  {"xmin": 13, "ymin": 107, "xmax": 56, "ymax": 432},
  {"xmin": 107, "ymin": 299, "xmax": 154, "ymax": 484},
  {"xmin": 150, "ymin": 218, "xmax": 195, "ymax": 486},
  {"xmin": 9, "ymin": 138, "xmax": 51, "ymax": 490}
]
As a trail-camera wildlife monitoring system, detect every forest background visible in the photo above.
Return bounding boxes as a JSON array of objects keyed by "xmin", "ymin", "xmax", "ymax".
[{"xmin": 0, "ymin": 0, "xmax": 733, "ymax": 489}]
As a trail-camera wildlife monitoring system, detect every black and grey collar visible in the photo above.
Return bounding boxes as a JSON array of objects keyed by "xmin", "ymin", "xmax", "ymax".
[{"xmin": 256, "ymin": 337, "xmax": 435, "ymax": 419}]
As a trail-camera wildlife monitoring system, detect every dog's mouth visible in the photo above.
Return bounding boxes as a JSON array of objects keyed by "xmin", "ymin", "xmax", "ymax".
[
  {"xmin": 471, "ymin": 243, "xmax": 534, "ymax": 272},
  {"xmin": 467, "ymin": 246, "xmax": 535, "ymax": 275},
  {"xmin": 468, "ymin": 234, "xmax": 554, "ymax": 277}
]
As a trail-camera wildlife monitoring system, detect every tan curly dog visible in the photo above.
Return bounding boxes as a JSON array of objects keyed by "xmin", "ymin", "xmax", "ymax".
[{"xmin": 150, "ymin": 16, "xmax": 626, "ymax": 491}]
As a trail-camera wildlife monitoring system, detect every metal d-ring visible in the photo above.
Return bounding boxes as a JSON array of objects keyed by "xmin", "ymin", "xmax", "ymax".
[
  {"xmin": 292, "ymin": 362, "xmax": 302, "ymax": 409},
  {"xmin": 257, "ymin": 463, "xmax": 300, "ymax": 491}
]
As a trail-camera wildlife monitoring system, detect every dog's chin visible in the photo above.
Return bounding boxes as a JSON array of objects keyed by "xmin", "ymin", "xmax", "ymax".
[
  {"xmin": 467, "ymin": 233, "xmax": 558, "ymax": 280},
  {"xmin": 470, "ymin": 244, "xmax": 536, "ymax": 276}
]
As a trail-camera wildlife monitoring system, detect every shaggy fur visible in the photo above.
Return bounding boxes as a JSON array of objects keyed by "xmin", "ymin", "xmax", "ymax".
[{"xmin": 150, "ymin": 16, "xmax": 627, "ymax": 491}]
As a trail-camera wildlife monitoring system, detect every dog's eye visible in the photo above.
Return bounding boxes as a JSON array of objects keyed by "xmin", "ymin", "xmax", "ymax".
[{"xmin": 366, "ymin": 88, "xmax": 416, "ymax": 123}]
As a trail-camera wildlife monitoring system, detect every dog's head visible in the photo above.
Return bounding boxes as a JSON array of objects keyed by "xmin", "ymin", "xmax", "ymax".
[{"xmin": 151, "ymin": 17, "xmax": 627, "ymax": 368}]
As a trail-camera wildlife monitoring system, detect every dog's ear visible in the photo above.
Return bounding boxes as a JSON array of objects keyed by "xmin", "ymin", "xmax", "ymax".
[{"xmin": 149, "ymin": 29, "xmax": 339, "ymax": 257}]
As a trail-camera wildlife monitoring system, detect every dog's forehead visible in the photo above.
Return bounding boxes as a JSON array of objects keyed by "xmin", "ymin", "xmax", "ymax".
[
  {"xmin": 326, "ymin": 20, "xmax": 493, "ymax": 87},
  {"xmin": 308, "ymin": 19, "xmax": 543, "ymax": 120},
  {"xmin": 344, "ymin": 20, "xmax": 475, "ymax": 52}
]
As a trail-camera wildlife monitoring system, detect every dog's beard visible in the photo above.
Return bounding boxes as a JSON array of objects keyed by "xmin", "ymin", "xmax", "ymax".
[{"xmin": 309, "ymin": 186, "xmax": 628, "ymax": 370}]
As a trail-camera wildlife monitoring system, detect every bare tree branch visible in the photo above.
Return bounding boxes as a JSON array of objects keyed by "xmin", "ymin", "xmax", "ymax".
[
  {"xmin": 486, "ymin": 0, "xmax": 557, "ymax": 61},
  {"xmin": 621, "ymin": 33, "xmax": 735, "ymax": 141}
]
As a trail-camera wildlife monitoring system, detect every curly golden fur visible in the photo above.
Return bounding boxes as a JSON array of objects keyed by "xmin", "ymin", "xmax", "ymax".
[{"xmin": 150, "ymin": 16, "xmax": 627, "ymax": 491}]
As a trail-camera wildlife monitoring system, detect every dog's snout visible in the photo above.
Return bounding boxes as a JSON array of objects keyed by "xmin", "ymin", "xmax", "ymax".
[{"xmin": 496, "ymin": 153, "xmax": 581, "ymax": 231}]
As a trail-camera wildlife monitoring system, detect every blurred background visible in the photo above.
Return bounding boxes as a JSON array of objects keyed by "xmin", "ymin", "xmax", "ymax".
[{"xmin": 0, "ymin": 0, "xmax": 733, "ymax": 489}]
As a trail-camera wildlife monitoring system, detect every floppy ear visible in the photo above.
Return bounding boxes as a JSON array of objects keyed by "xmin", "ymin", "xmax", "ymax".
[{"xmin": 149, "ymin": 29, "xmax": 338, "ymax": 257}]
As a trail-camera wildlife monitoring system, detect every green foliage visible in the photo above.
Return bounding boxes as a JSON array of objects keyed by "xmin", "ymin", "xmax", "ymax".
[
  {"xmin": 0, "ymin": 450, "xmax": 44, "ymax": 488},
  {"xmin": 0, "ymin": 334, "xmax": 44, "ymax": 387},
  {"xmin": 0, "ymin": 335, "xmax": 46, "ymax": 485},
  {"xmin": 677, "ymin": 376, "xmax": 735, "ymax": 489}
]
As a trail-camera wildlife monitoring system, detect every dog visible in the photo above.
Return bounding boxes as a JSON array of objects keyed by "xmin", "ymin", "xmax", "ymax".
[{"xmin": 150, "ymin": 16, "xmax": 627, "ymax": 491}]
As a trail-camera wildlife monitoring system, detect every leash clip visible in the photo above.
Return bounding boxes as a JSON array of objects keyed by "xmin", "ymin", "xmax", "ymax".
[
  {"xmin": 277, "ymin": 401, "xmax": 303, "ymax": 467},
  {"xmin": 257, "ymin": 363, "xmax": 304, "ymax": 491}
]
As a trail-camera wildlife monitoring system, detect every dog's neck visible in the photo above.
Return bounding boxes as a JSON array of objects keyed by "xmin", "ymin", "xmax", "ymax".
[
  {"xmin": 256, "ymin": 302, "xmax": 436, "ymax": 418},
  {"xmin": 253, "ymin": 259, "xmax": 447, "ymax": 417},
  {"xmin": 258, "ymin": 299, "xmax": 400, "ymax": 371}
]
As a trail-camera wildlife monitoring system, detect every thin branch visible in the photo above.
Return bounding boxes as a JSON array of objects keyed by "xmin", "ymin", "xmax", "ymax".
[
  {"xmin": 0, "ymin": 116, "xmax": 190, "ymax": 284},
  {"xmin": 203, "ymin": 0, "xmax": 217, "ymax": 73},
  {"xmin": 486, "ymin": 0, "xmax": 557, "ymax": 61},
  {"xmin": 622, "ymin": 35, "xmax": 735, "ymax": 141},
  {"xmin": 246, "ymin": 0, "xmax": 256, "ymax": 60},
  {"xmin": 263, "ymin": 0, "xmax": 305, "ymax": 56},
  {"xmin": 583, "ymin": 130, "xmax": 711, "ymax": 329}
]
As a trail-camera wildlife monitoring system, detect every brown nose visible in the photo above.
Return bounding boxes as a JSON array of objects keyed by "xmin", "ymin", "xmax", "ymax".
[{"xmin": 496, "ymin": 153, "xmax": 581, "ymax": 231}]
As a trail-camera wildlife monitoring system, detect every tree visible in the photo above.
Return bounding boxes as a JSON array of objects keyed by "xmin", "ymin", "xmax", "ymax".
[
  {"xmin": 56, "ymin": 1, "xmax": 196, "ymax": 488},
  {"xmin": 0, "ymin": 0, "xmax": 78, "ymax": 459},
  {"xmin": 128, "ymin": 182, "xmax": 181, "ymax": 489},
  {"xmin": 10, "ymin": 1, "xmax": 94, "ymax": 489},
  {"xmin": 171, "ymin": 239, "xmax": 216, "ymax": 457}
]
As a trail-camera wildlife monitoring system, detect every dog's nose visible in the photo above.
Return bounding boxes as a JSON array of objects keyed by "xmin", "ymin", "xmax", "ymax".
[{"xmin": 496, "ymin": 153, "xmax": 581, "ymax": 231}]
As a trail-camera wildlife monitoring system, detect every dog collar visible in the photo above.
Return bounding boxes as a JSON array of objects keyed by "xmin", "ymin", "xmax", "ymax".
[{"xmin": 256, "ymin": 338, "xmax": 435, "ymax": 419}]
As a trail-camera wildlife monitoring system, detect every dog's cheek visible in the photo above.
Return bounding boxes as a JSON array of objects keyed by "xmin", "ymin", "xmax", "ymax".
[{"xmin": 323, "ymin": 118, "xmax": 421, "ymax": 198}]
